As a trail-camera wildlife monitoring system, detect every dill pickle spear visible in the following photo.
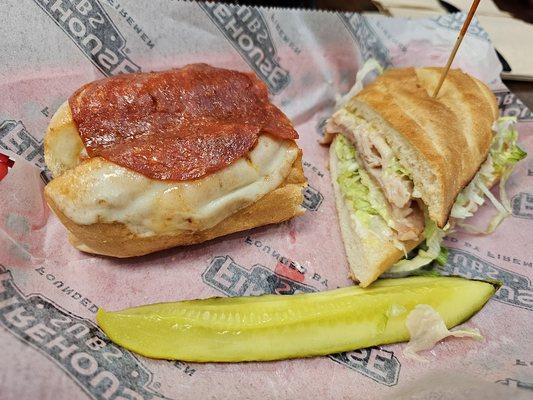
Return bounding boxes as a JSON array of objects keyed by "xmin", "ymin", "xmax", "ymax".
[{"xmin": 96, "ymin": 276, "xmax": 497, "ymax": 362}]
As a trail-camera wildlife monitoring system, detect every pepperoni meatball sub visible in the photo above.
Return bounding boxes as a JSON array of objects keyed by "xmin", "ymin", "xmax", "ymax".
[{"xmin": 44, "ymin": 64, "xmax": 306, "ymax": 258}]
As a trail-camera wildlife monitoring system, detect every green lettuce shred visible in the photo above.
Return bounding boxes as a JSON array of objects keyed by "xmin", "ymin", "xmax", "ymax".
[
  {"xmin": 335, "ymin": 135, "xmax": 377, "ymax": 215},
  {"xmin": 451, "ymin": 116, "xmax": 527, "ymax": 233},
  {"xmin": 335, "ymin": 135, "xmax": 408, "ymax": 251},
  {"xmin": 384, "ymin": 219, "xmax": 447, "ymax": 276},
  {"xmin": 384, "ymin": 157, "xmax": 409, "ymax": 179},
  {"xmin": 491, "ymin": 117, "xmax": 527, "ymax": 175},
  {"xmin": 335, "ymin": 134, "xmax": 398, "ymax": 222},
  {"xmin": 435, "ymin": 246, "xmax": 449, "ymax": 266}
]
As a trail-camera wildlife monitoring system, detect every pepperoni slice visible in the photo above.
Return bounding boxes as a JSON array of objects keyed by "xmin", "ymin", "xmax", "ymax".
[{"xmin": 69, "ymin": 64, "xmax": 298, "ymax": 181}]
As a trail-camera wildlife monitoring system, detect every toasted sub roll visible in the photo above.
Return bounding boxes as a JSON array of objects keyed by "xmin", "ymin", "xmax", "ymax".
[
  {"xmin": 326, "ymin": 67, "xmax": 502, "ymax": 286},
  {"xmin": 44, "ymin": 65, "xmax": 307, "ymax": 258}
]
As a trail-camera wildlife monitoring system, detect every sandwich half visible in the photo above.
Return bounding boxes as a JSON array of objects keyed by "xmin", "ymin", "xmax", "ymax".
[
  {"xmin": 326, "ymin": 66, "xmax": 526, "ymax": 286},
  {"xmin": 44, "ymin": 64, "xmax": 307, "ymax": 258}
]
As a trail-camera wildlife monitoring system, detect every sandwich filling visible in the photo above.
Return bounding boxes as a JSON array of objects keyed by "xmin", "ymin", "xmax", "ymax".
[
  {"xmin": 46, "ymin": 134, "xmax": 299, "ymax": 236},
  {"xmin": 451, "ymin": 117, "xmax": 527, "ymax": 233},
  {"xmin": 329, "ymin": 102, "xmax": 525, "ymax": 273},
  {"xmin": 330, "ymin": 112, "xmax": 424, "ymax": 243}
]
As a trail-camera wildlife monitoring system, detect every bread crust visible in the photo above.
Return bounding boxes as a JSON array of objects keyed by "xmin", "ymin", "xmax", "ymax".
[
  {"xmin": 352, "ymin": 67, "xmax": 498, "ymax": 227},
  {"xmin": 45, "ymin": 152, "xmax": 306, "ymax": 258}
]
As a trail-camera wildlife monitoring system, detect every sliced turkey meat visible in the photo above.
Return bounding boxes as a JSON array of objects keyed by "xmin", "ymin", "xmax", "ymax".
[{"xmin": 326, "ymin": 110, "xmax": 424, "ymax": 241}]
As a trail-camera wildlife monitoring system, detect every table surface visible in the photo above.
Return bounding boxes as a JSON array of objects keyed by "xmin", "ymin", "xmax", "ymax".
[{"xmin": 239, "ymin": 0, "xmax": 533, "ymax": 110}]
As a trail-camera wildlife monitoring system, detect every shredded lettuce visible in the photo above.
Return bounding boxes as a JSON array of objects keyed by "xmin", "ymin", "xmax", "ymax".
[
  {"xmin": 335, "ymin": 135, "xmax": 376, "ymax": 215},
  {"xmin": 491, "ymin": 117, "xmax": 527, "ymax": 174},
  {"xmin": 403, "ymin": 304, "xmax": 483, "ymax": 362},
  {"xmin": 435, "ymin": 246, "xmax": 449, "ymax": 266},
  {"xmin": 451, "ymin": 116, "xmax": 526, "ymax": 234},
  {"xmin": 335, "ymin": 59, "xmax": 384, "ymax": 110},
  {"xmin": 335, "ymin": 135, "xmax": 405, "ymax": 251},
  {"xmin": 384, "ymin": 157, "xmax": 409, "ymax": 179},
  {"xmin": 383, "ymin": 219, "xmax": 447, "ymax": 277}
]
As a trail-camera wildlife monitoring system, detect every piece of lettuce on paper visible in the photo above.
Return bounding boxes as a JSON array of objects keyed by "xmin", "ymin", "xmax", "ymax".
[{"xmin": 404, "ymin": 304, "xmax": 483, "ymax": 362}]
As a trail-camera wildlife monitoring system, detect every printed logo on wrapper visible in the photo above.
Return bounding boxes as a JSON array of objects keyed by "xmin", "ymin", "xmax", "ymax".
[
  {"xmin": 442, "ymin": 249, "xmax": 533, "ymax": 311},
  {"xmin": 512, "ymin": 192, "xmax": 533, "ymax": 219},
  {"xmin": 432, "ymin": 13, "xmax": 490, "ymax": 41},
  {"xmin": 337, "ymin": 13, "xmax": 391, "ymax": 67},
  {"xmin": 203, "ymin": 255, "xmax": 315, "ymax": 296},
  {"xmin": 198, "ymin": 3, "xmax": 290, "ymax": 94},
  {"xmin": 316, "ymin": 117, "xmax": 328, "ymax": 138},
  {"xmin": 496, "ymin": 378, "xmax": 533, "ymax": 391},
  {"xmin": 202, "ymin": 256, "xmax": 401, "ymax": 386},
  {"xmin": 33, "ymin": 0, "xmax": 140, "ymax": 76},
  {"xmin": 330, "ymin": 349, "xmax": 400, "ymax": 387},
  {"xmin": 0, "ymin": 266, "xmax": 165, "ymax": 400},
  {"xmin": 0, "ymin": 120, "xmax": 52, "ymax": 183},
  {"xmin": 302, "ymin": 185, "xmax": 324, "ymax": 212},
  {"xmin": 494, "ymin": 90, "xmax": 533, "ymax": 122}
]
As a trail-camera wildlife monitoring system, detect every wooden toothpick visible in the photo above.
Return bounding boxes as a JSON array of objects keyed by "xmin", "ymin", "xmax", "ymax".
[{"xmin": 432, "ymin": 0, "xmax": 481, "ymax": 98}]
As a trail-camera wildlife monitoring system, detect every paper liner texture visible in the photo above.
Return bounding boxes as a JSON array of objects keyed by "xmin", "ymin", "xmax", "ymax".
[{"xmin": 0, "ymin": 1, "xmax": 532, "ymax": 399}]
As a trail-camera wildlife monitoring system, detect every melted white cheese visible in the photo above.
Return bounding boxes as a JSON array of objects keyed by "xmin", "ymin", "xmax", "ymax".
[
  {"xmin": 44, "ymin": 101, "xmax": 86, "ymax": 177},
  {"xmin": 45, "ymin": 102, "xmax": 299, "ymax": 236}
]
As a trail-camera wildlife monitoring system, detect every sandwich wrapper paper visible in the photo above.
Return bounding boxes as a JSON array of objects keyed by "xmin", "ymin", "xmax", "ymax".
[{"xmin": 1, "ymin": 1, "xmax": 532, "ymax": 399}]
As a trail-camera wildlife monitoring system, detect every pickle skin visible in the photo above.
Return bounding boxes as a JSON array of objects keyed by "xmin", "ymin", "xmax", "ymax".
[{"xmin": 96, "ymin": 276, "xmax": 498, "ymax": 362}]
